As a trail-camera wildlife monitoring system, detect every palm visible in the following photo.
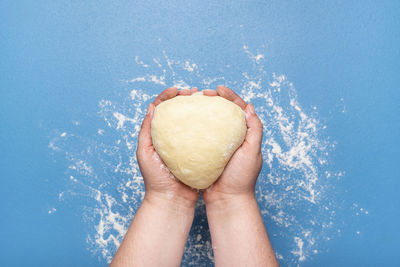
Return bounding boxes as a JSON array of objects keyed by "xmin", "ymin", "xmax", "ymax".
[
  {"xmin": 215, "ymin": 147, "xmax": 256, "ymax": 192},
  {"xmin": 138, "ymin": 148, "xmax": 199, "ymax": 202}
]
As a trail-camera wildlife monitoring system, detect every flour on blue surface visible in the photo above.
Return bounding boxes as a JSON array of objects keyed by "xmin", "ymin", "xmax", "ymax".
[{"xmin": 49, "ymin": 47, "xmax": 346, "ymax": 266}]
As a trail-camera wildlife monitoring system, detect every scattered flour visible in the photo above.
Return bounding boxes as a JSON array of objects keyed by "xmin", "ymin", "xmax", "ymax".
[
  {"xmin": 48, "ymin": 46, "xmax": 348, "ymax": 265},
  {"xmin": 48, "ymin": 208, "xmax": 57, "ymax": 214}
]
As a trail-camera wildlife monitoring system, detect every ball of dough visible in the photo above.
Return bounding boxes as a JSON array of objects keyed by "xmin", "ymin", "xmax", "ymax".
[{"xmin": 151, "ymin": 92, "xmax": 247, "ymax": 189}]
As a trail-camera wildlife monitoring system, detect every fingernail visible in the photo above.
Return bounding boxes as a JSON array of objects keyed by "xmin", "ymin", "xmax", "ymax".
[
  {"xmin": 248, "ymin": 103, "xmax": 255, "ymax": 114},
  {"xmin": 245, "ymin": 110, "xmax": 250, "ymax": 120},
  {"xmin": 147, "ymin": 104, "xmax": 154, "ymax": 116}
]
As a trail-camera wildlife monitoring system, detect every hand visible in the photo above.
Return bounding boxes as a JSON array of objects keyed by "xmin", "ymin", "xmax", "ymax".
[
  {"xmin": 111, "ymin": 88, "xmax": 201, "ymax": 267},
  {"xmin": 202, "ymin": 86, "xmax": 263, "ymax": 205},
  {"xmin": 136, "ymin": 87, "xmax": 200, "ymax": 209}
]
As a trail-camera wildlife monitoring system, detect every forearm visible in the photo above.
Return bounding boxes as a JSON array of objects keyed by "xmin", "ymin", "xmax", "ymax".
[
  {"xmin": 110, "ymin": 192, "xmax": 196, "ymax": 267},
  {"xmin": 206, "ymin": 194, "xmax": 278, "ymax": 267}
]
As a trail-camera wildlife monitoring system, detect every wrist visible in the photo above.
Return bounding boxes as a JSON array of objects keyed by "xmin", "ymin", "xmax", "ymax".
[
  {"xmin": 143, "ymin": 190, "xmax": 197, "ymax": 215},
  {"xmin": 204, "ymin": 192, "xmax": 257, "ymax": 214}
]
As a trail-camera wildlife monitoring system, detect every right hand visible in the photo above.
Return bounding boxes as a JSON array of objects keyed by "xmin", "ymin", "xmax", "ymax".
[{"xmin": 202, "ymin": 86, "xmax": 264, "ymax": 205}]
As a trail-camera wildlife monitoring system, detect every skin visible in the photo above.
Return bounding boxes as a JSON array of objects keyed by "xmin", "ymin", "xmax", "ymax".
[
  {"xmin": 110, "ymin": 86, "xmax": 278, "ymax": 267},
  {"xmin": 203, "ymin": 86, "xmax": 279, "ymax": 267}
]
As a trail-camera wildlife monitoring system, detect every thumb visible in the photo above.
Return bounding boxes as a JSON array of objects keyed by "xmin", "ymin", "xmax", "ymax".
[
  {"xmin": 243, "ymin": 103, "xmax": 263, "ymax": 150},
  {"xmin": 137, "ymin": 103, "xmax": 155, "ymax": 152}
]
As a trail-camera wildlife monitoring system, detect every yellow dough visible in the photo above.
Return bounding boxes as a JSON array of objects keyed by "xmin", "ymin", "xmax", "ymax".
[{"xmin": 151, "ymin": 92, "xmax": 247, "ymax": 189}]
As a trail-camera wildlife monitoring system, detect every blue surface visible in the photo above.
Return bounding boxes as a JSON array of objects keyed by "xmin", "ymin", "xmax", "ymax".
[{"xmin": 1, "ymin": 1, "xmax": 399, "ymax": 266}]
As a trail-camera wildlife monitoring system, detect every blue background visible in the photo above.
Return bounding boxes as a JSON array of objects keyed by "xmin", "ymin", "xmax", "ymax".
[{"xmin": 1, "ymin": 1, "xmax": 399, "ymax": 266}]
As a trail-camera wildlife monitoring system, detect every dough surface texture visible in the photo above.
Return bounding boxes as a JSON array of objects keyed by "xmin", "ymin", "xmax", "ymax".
[{"xmin": 151, "ymin": 92, "xmax": 247, "ymax": 189}]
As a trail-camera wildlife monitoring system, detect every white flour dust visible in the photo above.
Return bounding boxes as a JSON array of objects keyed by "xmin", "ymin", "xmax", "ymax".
[{"xmin": 49, "ymin": 46, "xmax": 345, "ymax": 265}]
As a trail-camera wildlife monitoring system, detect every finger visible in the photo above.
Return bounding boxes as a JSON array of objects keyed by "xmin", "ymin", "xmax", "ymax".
[
  {"xmin": 217, "ymin": 85, "xmax": 247, "ymax": 110},
  {"xmin": 203, "ymin": 89, "xmax": 218, "ymax": 96},
  {"xmin": 178, "ymin": 89, "xmax": 191, "ymax": 95},
  {"xmin": 138, "ymin": 104, "xmax": 155, "ymax": 151},
  {"xmin": 190, "ymin": 87, "xmax": 199, "ymax": 94},
  {"xmin": 243, "ymin": 103, "xmax": 263, "ymax": 150},
  {"xmin": 153, "ymin": 87, "xmax": 178, "ymax": 106}
]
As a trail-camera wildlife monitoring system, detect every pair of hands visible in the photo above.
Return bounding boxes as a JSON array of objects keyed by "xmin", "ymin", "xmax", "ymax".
[
  {"xmin": 136, "ymin": 86, "xmax": 263, "ymax": 209},
  {"xmin": 112, "ymin": 86, "xmax": 277, "ymax": 267}
]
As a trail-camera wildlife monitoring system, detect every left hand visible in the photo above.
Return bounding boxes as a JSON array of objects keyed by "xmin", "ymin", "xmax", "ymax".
[{"xmin": 136, "ymin": 87, "xmax": 200, "ymax": 209}]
